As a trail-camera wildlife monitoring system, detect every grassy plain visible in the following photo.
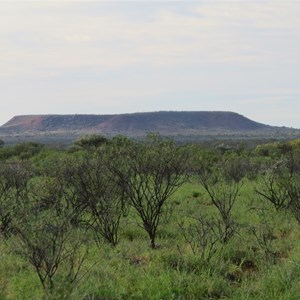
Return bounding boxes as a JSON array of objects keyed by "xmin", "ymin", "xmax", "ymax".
[
  {"xmin": 0, "ymin": 137, "xmax": 300, "ymax": 299},
  {"xmin": 0, "ymin": 177, "xmax": 299, "ymax": 300}
]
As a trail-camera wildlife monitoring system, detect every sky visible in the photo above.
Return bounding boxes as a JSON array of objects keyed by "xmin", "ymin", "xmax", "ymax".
[{"xmin": 1, "ymin": 1, "xmax": 300, "ymax": 128}]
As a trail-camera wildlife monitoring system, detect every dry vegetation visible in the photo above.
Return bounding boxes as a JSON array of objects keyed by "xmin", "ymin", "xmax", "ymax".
[{"xmin": 0, "ymin": 135, "xmax": 300, "ymax": 299}]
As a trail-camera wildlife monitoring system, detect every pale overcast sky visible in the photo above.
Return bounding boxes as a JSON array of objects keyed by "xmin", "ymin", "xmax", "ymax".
[{"xmin": 1, "ymin": 1, "xmax": 300, "ymax": 127}]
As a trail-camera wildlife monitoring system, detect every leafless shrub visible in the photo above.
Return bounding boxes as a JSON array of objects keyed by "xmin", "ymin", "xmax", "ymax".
[
  {"xmin": 198, "ymin": 160, "xmax": 242, "ymax": 244},
  {"xmin": 107, "ymin": 134, "xmax": 190, "ymax": 249},
  {"xmin": 179, "ymin": 214, "xmax": 219, "ymax": 261},
  {"xmin": 12, "ymin": 173, "xmax": 88, "ymax": 296}
]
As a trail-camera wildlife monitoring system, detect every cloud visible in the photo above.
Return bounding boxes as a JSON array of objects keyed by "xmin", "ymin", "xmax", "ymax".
[
  {"xmin": 1, "ymin": 1, "xmax": 300, "ymax": 75},
  {"xmin": 4, "ymin": 1, "xmax": 299, "ymax": 76},
  {"xmin": 0, "ymin": 1, "xmax": 300, "ymax": 127}
]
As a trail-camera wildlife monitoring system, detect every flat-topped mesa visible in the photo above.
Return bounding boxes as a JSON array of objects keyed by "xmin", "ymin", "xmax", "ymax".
[
  {"xmin": 0, "ymin": 111, "xmax": 270, "ymax": 135},
  {"xmin": 1, "ymin": 114, "xmax": 112, "ymax": 131}
]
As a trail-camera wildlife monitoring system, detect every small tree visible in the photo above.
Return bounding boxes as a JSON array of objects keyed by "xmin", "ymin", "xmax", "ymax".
[
  {"xmin": 108, "ymin": 134, "xmax": 190, "ymax": 248},
  {"xmin": 12, "ymin": 174, "xmax": 88, "ymax": 296},
  {"xmin": 70, "ymin": 152, "xmax": 128, "ymax": 247},
  {"xmin": 256, "ymin": 167, "xmax": 291, "ymax": 211},
  {"xmin": 74, "ymin": 134, "xmax": 109, "ymax": 151},
  {"xmin": 179, "ymin": 214, "xmax": 219, "ymax": 261},
  {"xmin": 0, "ymin": 161, "xmax": 33, "ymax": 237},
  {"xmin": 256, "ymin": 152, "xmax": 300, "ymax": 222},
  {"xmin": 198, "ymin": 159, "xmax": 243, "ymax": 244}
]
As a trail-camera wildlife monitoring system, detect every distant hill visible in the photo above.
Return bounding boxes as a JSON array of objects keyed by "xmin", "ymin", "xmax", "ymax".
[
  {"xmin": 0, "ymin": 111, "xmax": 299, "ymax": 143},
  {"xmin": 1, "ymin": 111, "xmax": 269, "ymax": 133}
]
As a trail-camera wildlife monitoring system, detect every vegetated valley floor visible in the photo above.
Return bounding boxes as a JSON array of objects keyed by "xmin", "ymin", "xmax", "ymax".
[{"xmin": 0, "ymin": 137, "xmax": 300, "ymax": 299}]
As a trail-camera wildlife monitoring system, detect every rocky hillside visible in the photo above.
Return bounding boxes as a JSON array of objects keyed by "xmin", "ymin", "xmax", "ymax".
[
  {"xmin": 0, "ymin": 111, "xmax": 269, "ymax": 134},
  {"xmin": 0, "ymin": 111, "xmax": 298, "ymax": 143}
]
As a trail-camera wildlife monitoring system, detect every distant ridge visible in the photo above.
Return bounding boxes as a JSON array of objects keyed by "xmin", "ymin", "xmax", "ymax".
[
  {"xmin": 0, "ymin": 111, "xmax": 299, "ymax": 143},
  {"xmin": 1, "ymin": 111, "xmax": 268, "ymax": 133}
]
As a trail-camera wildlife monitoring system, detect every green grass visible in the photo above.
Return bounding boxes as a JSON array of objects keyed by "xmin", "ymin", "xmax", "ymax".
[{"xmin": 1, "ymin": 179, "xmax": 300, "ymax": 299}]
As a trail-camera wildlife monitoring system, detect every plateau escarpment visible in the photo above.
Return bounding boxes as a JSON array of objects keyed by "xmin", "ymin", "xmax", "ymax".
[{"xmin": 0, "ymin": 111, "xmax": 298, "ymax": 143}]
